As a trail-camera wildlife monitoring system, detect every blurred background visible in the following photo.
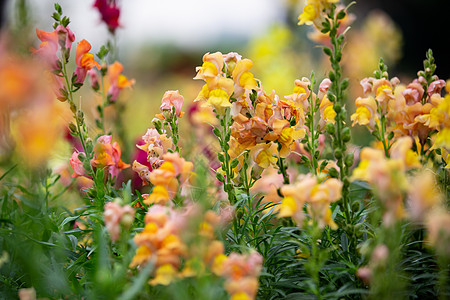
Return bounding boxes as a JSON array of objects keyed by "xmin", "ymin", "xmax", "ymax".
[{"xmin": 0, "ymin": 0, "xmax": 448, "ymax": 166}]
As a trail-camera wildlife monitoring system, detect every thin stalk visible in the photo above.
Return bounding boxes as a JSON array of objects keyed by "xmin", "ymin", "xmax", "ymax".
[
  {"xmin": 62, "ymin": 60, "xmax": 88, "ymax": 157},
  {"xmin": 378, "ymin": 108, "xmax": 390, "ymax": 157},
  {"xmin": 277, "ymin": 155, "xmax": 290, "ymax": 185},
  {"xmin": 220, "ymin": 109, "xmax": 236, "ymax": 204},
  {"xmin": 307, "ymin": 74, "xmax": 318, "ymax": 175}
]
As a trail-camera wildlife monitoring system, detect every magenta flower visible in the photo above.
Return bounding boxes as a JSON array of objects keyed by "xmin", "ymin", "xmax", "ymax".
[{"xmin": 93, "ymin": 0, "xmax": 121, "ymax": 34}]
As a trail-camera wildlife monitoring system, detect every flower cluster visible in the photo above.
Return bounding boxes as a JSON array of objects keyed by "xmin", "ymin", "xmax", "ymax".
[
  {"xmin": 70, "ymin": 135, "xmax": 129, "ymax": 179},
  {"xmin": 129, "ymin": 205, "xmax": 189, "ymax": 284},
  {"xmin": 88, "ymin": 61, "xmax": 135, "ymax": 102},
  {"xmin": 130, "ymin": 205, "xmax": 242, "ymax": 289},
  {"xmin": 351, "ymin": 55, "xmax": 448, "ymax": 156},
  {"xmin": 136, "ymin": 152, "xmax": 193, "ymax": 206},
  {"xmin": 278, "ymin": 173, "xmax": 342, "ymax": 229},
  {"xmin": 351, "ymin": 137, "xmax": 421, "ymax": 225},
  {"xmin": 218, "ymin": 252, "xmax": 263, "ymax": 300},
  {"xmin": 133, "ymin": 128, "xmax": 174, "ymax": 173},
  {"xmin": 32, "ymin": 24, "xmax": 99, "ymax": 101},
  {"xmin": 103, "ymin": 200, "xmax": 135, "ymax": 242},
  {"xmin": 193, "ymin": 52, "xmax": 340, "ymax": 176},
  {"xmin": 426, "ymin": 89, "xmax": 450, "ymax": 152},
  {"xmin": 298, "ymin": 0, "xmax": 339, "ymax": 29}
]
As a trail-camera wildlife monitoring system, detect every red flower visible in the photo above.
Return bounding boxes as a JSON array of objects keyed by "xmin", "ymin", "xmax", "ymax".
[{"xmin": 93, "ymin": 0, "xmax": 121, "ymax": 33}]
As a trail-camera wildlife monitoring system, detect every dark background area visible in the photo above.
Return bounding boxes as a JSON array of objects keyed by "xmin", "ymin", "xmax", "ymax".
[{"xmin": 355, "ymin": 0, "xmax": 449, "ymax": 79}]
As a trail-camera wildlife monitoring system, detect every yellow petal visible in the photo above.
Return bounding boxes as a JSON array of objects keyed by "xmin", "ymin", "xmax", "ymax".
[{"xmin": 278, "ymin": 196, "xmax": 297, "ymax": 218}]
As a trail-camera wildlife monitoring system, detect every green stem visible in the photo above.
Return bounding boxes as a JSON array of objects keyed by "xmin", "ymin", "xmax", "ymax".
[
  {"xmin": 220, "ymin": 109, "xmax": 236, "ymax": 204},
  {"xmin": 277, "ymin": 155, "xmax": 290, "ymax": 185},
  {"xmin": 378, "ymin": 108, "xmax": 390, "ymax": 157},
  {"xmin": 307, "ymin": 74, "xmax": 318, "ymax": 175},
  {"xmin": 99, "ymin": 71, "xmax": 107, "ymax": 135},
  {"xmin": 62, "ymin": 60, "xmax": 88, "ymax": 158},
  {"xmin": 327, "ymin": 5, "xmax": 358, "ymax": 262}
]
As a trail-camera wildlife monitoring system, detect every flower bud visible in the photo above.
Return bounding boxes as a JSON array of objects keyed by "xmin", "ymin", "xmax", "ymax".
[
  {"xmin": 342, "ymin": 127, "xmax": 351, "ymax": 142},
  {"xmin": 326, "ymin": 123, "xmax": 335, "ymax": 135}
]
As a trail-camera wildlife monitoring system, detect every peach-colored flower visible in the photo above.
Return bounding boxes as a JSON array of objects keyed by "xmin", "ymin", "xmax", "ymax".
[
  {"xmin": 284, "ymin": 78, "xmax": 312, "ymax": 112},
  {"xmin": 352, "ymin": 146, "xmax": 409, "ymax": 225},
  {"xmin": 373, "ymin": 78, "xmax": 395, "ymax": 108},
  {"xmin": 249, "ymin": 142, "xmax": 278, "ymax": 168},
  {"xmin": 223, "ymin": 52, "xmax": 242, "ymax": 74},
  {"xmin": 389, "ymin": 136, "xmax": 421, "ymax": 170},
  {"xmin": 351, "ymin": 96, "xmax": 378, "ymax": 130},
  {"xmin": 402, "ymin": 81, "xmax": 424, "ymax": 105},
  {"xmin": 132, "ymin": 161, "xmax": 151, "ymax": 185},
  {"xmin": 269, "ymin": 118, "xmax": 306, "ymax": 158},
  {"xmin": 232, "ymin": 59, "xmax": 258, "ymax": 91},
  {"xmin": 279, "ymin": 173, "xmax": 341, "ymax": 228},
  {"xmin": 427, "ymin": 79, "xmax": 446, "ymax": 98},
  {"xmin": 250, "ymin": 167, "xmax": 283, "ymax": 210},
  {"xmin": 130, "ymin": 205, "xmax": 188, "ymax": 270},
  {"xmin": 425, "ymin": 208, "xmax": 450, "ymax": 256},
  {"xmin": 137, "ymin": 128, "xmax": 174, "ymax": 170},
  {"xmin": 104, "ymin": 201, "xmax": 135, "ymax": 242},
  {"xmin": 194, "ymin": 52, "xmax": 224, "ymax": 80},
  {"xmin": 159, "ymin": 90, "xmax": 185, "ymax": 118},
  {"xmin": 18, "ymin": 288, "xmax": 36, "ymax": 300},
  {"xmin": 319, "ymin": 95, "xmax": 336, "ymax": 128},
  {"xmin": 407, "ymin": 170, "xmax": 442, "ymax": 222},
  {"xmin": 220, "ymin": 251, "xmax": 263, "ymax": 300}
]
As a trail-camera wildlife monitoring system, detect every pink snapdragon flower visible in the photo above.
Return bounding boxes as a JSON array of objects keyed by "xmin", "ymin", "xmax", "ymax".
[
  {"xmin": 402, "ymin": 81, "xmax": 424, "ymax": 105},
  {"xmin": 69, "ymin": 151, "xmax": 88, "ymax": 178},
  {"xmin": 427, "ymin": 79, "xmax": 446, "ymax": 97},
  {"xmin": 104, "ymin": 201, "xmax": 135, "ymax": 242},
  {"xmin": 33, "ymin": 29, "xmax": 58, "ymax": 70},
  {"xmin": 159, "ymin": 90, "xmax": 185, "ymax": 119},
  {"xmin": 55, "ymin": 25, "xmax": 75, "ymax": 53}
]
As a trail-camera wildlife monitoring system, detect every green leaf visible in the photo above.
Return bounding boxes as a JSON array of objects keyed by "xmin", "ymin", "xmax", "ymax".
[
  {"xmin": 54, "ymin": 3, "xmax": 62, "ymax": 14},
  {"xmin": 216, "ymin": 172, "xmax": 225, "ymax": 183},
  {"xmin": 212, "ymin": 127, "xmax": 221, "ymax": 138},
  {"xmin": 323, "ymin": 47, "xmax": 332, "ymax": 56},
  {"xmin": 117, "ymin": 262, "xmax": 154, "ymax": 300},
  {"xmin": 336, "ymin": 9, "xmax": 346, "ymax": 20},
  {"xmin": 230, "ymin": 158, "xmax": 239, "ymax": 169}
]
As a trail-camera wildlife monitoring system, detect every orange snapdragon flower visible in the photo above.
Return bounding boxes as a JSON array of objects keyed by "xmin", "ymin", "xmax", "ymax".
[
  {"xmin": 106, "ymin": 61, "xmax": 135, "ymax": 101},
  {"xmin": 130, "ymin": 205, "xmax": 188, "ymax": 285},
  {"xmin": 90, "ymin": 135, "xmax": 130, "ymax": 178},
  {"xmin": 73, "ymin": 39, "xmax": 100, "ymax": 84}
]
